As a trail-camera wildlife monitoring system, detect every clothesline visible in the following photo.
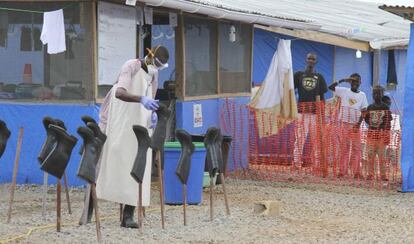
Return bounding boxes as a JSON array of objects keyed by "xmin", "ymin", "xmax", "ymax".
[
  {"xmin": 275, "ymin": 36, "xmax": 302, "ymax": 42},
  {"xmin": 0, "ymin": 3, "xmax": 76, "ymax": 14}
]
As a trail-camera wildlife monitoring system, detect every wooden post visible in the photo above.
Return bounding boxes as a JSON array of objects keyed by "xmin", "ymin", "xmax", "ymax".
[
  {"xmin": 119, "ymin": 204, "xmax": 123, "ymax": 222},
  {"xmin": 80, "ymin": 184, "xmax": 92, "ymax": 225},
  {"xmin": 63, "ymin": 173, "xmax": 72, "ymax": 214},
  {"xmin": 6, "ymin": 127, "xmax": 24, "ymax": 223},
  {"xmin": 183, "ymin": 184, "xmax": 187, "ymax": 226},
  {"xmin": 57, "ymin": 179, "xmax": 62, "ymax": 232},
  {"xmin": 156, "ymin": 150, "xmax": 165, "ymax": 229},
  {"xmin": 209, "ymin": 175, "xmax": 214, "ymax": 221},
  {"xmin": 220, "ymin": 173, "xmax": 230, "ymax": 216},
  {"xmin": 137, "ymin": 183, "xmax": 143, "ymax": 230},
  {"xmin": 42, "ymin": 172, "xmax": 48, "ymax": 218},
  {"xmin": 91, "ymin": 184, "xmax": 102, "ymax": 243}
]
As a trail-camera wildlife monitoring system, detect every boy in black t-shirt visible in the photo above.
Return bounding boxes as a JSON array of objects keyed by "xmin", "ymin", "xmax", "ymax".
[
  {"xmin": 293, "ymin": 53, "xmax": 328, "ymax": 167},
  {"xmin": 364, "ymin": 86, "xmax": 392, "ymax": 181},
  {"xmin": 294, "ymin": 53, "xmax": 328, "ymax": 112}
]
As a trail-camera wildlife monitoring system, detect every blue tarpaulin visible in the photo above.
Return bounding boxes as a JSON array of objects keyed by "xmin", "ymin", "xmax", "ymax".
[
  {"xmin": 401, "ymin": 23, "xmax": 414, "ymax": 192},
  {"xmin": 0, "ymin": 103, "xmax": 99, "ymax": 186}
]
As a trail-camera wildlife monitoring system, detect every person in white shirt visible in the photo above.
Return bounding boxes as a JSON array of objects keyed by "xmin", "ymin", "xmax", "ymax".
[{"xmin": 328, "ymin": 73, "xmax": 368, "ymax": 179}]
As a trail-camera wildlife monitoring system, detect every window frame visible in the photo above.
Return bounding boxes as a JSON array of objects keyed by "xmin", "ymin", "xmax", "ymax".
[
  {"xmin": 0, "ymin": 0, "xmax": 96, "ymax": 103},
  {"xmin": 176, "ymin": 13, "xmax": 253, "ymax": 101}
]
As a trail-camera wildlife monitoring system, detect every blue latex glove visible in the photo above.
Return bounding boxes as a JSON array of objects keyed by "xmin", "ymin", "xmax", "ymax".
[
  {"xmin": 150, "ymin": 112, "xmax": 158, "ymax": 129},
  {"xmin": 141, "ymin": 96, "xmax": 159, "ymax": 111}
]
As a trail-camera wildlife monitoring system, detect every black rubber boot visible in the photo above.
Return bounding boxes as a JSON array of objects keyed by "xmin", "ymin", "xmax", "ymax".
[
  {"xmin": 77, "ymin": 126, "xmax": 100, "ymax": 183},
  {"xmin": 40, "ymin": 124, "xmax": 78, "ymax": 179},
  {"xmin": 204, "ymin": 127, "xmax": 224, "ymax": 176},
  {"xmin": 86, "ymin": 122, "xmax": 106, "ymax": 149},
  {"xmin": 38, "ymin": 117, "xmax": 66, "ymax": 164},
  {"xmin": 81, "ymin": 115, "xmax": 96, "ymax": 125},
  {"xmin": 150, "ymin": 103, "xmax": 171, "ymax": 151},
  {"xmin": 216, "ymin": 136, "xmax": 232, "ymax": 184},
  {"xmin": 121, "ymin": 204, "xmax": 138, "ymax": 228},
  {"xmin": 79, "ymin": 116, "xmax": 98, "ymax": 155},
  {"xmin": 53, "ymin": 119, "xmax": 66, "ymax": 130},
  {"xmin": 0, "ymin": 120, "xmax": 11, "ymax": 158},
  {"xmin": 131, "ymin": 125, "xmax": 150, "ymax": 184},
  {"xmin": 175, "ymin": 129, "xmax": 195, "ymax": 184}
]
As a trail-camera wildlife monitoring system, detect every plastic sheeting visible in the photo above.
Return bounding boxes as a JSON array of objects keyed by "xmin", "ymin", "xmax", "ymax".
[
  {"xmin": 401, "ymin": 23, "xmax": 414, "ymax": 192},
  {"xmin": 0, "ymin": 103, "xmax": 99, "ymax": 186},
  {"xmin": 151, "ymin": 25, "xmax": 176, "ymax": 88}
]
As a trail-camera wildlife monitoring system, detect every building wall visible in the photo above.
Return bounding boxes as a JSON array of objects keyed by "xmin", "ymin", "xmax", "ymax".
[{"xmin": 0, "ymin": 103, "xmax": 99, "ymax": 186}]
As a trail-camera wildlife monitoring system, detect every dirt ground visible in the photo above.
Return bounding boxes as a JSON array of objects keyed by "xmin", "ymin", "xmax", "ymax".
[{"xmin": 1, "ymin": 179, "xmax": 414, "ymax": 243}]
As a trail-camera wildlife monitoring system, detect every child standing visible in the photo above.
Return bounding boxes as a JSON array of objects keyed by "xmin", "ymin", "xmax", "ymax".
[{"xmin": 364, "ymin": 86, "xmax": 392, "ymax": 180}]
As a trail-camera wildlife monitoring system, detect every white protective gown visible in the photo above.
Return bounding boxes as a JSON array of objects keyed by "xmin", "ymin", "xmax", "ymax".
[{"xmin": 96, "ymin": 68, "xmax": 153, "ymax": 206}]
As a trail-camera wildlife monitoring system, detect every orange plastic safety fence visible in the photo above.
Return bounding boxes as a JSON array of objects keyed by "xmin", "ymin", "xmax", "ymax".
[{"xmin": 220, "ymin": 98, "xmax": 402, "ymax": 191}]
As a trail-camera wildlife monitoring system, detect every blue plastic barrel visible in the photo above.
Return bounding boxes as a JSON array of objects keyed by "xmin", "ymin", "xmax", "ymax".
[{"xmin": 163, "ymin": 141, "xmax": 206, "ymax": 205}]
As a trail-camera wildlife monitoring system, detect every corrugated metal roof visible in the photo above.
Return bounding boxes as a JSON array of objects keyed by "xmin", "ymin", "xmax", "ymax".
[{"xmin": 184, "ymin": 0, "xmax": 411, "ymax": 44}]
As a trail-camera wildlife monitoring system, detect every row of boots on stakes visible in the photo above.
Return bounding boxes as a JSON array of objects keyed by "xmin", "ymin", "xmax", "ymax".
[
  {"xmin": 126, "ymin": 103, "xmax": 171, "ymax": 228},
  {"xmin": 0, "ymin": 120, "xmax": 11, "ymax": 159},
  {"xmin": 81, "ymin": 103, "xmax": 171, "ymax": 228},
  {"xmin": 37, "ymin": 116, "xmax": 106, "ymax": 219}
]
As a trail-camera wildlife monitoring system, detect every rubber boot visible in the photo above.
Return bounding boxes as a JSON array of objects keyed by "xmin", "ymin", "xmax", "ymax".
[
  {"xmin": 121, "ymin": 204, "xmax": 138, "ymax": 228},
  {"xmin": 86, "ymin": 122, "xmax": 107, "ymax": 150},
  {"xmin": 77, "ymin": 126, "xmax": 100, "ymax": 183},
  {"xmin": 175, "ymin": 129, "xmax": 195, "ymax": 184},
  {"xmin": 204, "ymin": 127, "xmax": 224, "ymax": 176},
  {"xmin": 0, "ymin": 120, "xmax": 11, "ymax": 158},
  {"xmin": 54, "ymin": 119, "xmax": 66, "ymax": 130},
  {"xmin": 79, "ymin": 116, "xmax": 98, "ymax": 155},
  {"xmin": 150, "ymin": 103, "xmax": 171, "ymax": 151},
  {"xmin": 40, "ymin": 124, "xmax": 78, "ymax": 179},
  {"xmin": 216, "ymin": 135, "xmax": 232, "ymax": 184},
  {"xmin": 38, "ymin": 117, "xmax": 66, "ymax": 163},
  {"xmin": 81, "ymin": 115, "xmax": 96, "ymax": 125},
  {"xmin": 131, "ymin": 125, "xmax": 150, "ymax": 184}
]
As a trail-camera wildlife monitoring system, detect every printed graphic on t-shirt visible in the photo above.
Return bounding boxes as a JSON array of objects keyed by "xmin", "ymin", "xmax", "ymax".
[
  {"xmin": 348, "ymin": 98, "xmax": 357, "ymax": 106},
  {"xmin": 368, "ymin": 110, "xmax": 385, "ymax": 128},
  {"xmin": 302, "ymin": 76, "xmax": 318, "ymax": 91}
]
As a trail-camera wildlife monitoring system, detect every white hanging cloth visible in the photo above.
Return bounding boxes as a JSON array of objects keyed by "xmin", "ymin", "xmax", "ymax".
[
  {"xmin": 40, "ymin": 9, "xmax": 66, "ymax": 54},
  {"xmin": 249, "ymin": 39, "xmax": 298, "ymax": 137}
]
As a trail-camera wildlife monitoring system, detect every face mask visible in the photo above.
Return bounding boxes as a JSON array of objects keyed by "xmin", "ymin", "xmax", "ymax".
[{"xmin": 147, "ymin": 64, "xmax": 158, "ymax": 77}]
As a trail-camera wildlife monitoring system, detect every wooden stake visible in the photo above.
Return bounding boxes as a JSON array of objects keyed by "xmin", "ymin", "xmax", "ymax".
[
  {"xmin": 91, "ymin": 184, "xmax": 102, "ymax": 243},
  {"xmin": 80, "ymin": 184, "xmax": 92, "ymax": 225},
  {"xmin": 57, "ymin": 179, "xmax": 62, "ymax": 232},
  {"xmin": 220, "ymin": 173, "xmax": 230, "ymax": 216},
  {"xmin": 42, "ymin": 172, "xmax": 48, "ymax": 218},
  {"xmin": 63, "ymin": 173, "xmax": 72, "ymax": 214},
  {"xmin": 6, "ymin": 127, "xmax": 23, "ymax": 223},
  {"xmin": 138, "ymin": 183, "xmax": 143, "ymax": 230},
  {"xmin": 209, "ymin": 175, "xmax": 214, "ymax": 221},
  {"xmin": 183, "ymin": 184, "xmax": 187, "ymax": 226},
  {"xmin": 119, "ymin": 204, "xmax": 123, "ymax": 222},
  {"xmin": 156, "ymin": 150, "xmax": 165, "ymax": 229}
]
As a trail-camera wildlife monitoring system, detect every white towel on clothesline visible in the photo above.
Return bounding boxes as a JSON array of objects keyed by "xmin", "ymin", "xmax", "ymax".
[{"xmin": 41, "ymin": 9, "xmax": 66, "ymax": 54}]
